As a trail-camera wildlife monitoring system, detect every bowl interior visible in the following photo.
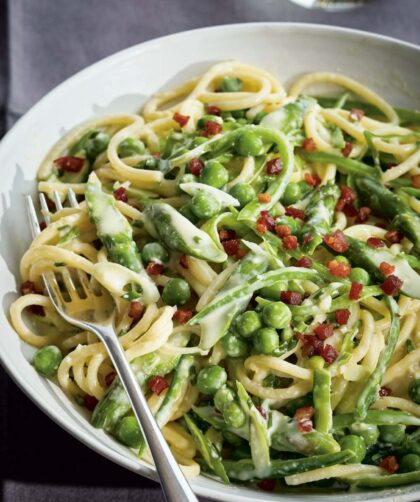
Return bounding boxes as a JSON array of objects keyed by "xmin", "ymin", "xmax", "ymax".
[{"xmin": 0, "ymin": 23, "xmax": 419, "ymax": 502}]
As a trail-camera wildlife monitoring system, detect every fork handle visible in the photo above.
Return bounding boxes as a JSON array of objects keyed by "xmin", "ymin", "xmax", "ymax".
[{"xmin": 97, "ymin": 326, "xmax": 198, "ymax": 502}]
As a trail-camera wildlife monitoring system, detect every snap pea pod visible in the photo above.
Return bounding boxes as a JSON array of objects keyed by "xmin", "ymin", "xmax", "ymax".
[
  {"xmin": 91, "ymin": 333, "xmax": 189, "ymax": 431},
  {"xmin": 333, "ymin": 409, "xmax": 420, "ymax": 429},
  {"xmin": 143, "ymin": 202, "xmax": 227, "ymax": 263},
  {"xmin": 351, "ymin": 470, "xmax": 420, "ymax": 488},
  {"xmin": 355, "ymin": 296, "xmax": 400, "ymax": 420},
  {"xmin": 299, "ymin": 151, "xmax": 378, "ymax": 178},
  {"xmin": 223, "ymin": 450, "xmax": 353, "ymax": 481},
  {"xmin": 86, "ymin": 172, "xmax": 144, "ymax": 272},
  {"xmin": 300, "ymin": 184, "xmax": 340, "ymax": 254},
  {"xmin": 137, "ymin": 354, "xmax": 194, "ymax": 455},
  {"xmin": 237, "ymin": 382, "xmax": 271, "ymax": 478},
  {"xmin": 313, "ymin": 368, "xmax": 333, "ymax": 434},
  {"xmin": 345, "ymin": 237, "xmax": 420, "ymax": 299},
  {"xmin": 354, "ymin": 176, "xmax": 420, "ymax": 255},
  {"xmin": 184, "ymin": 414, "xmax": 229, "ymax": 484}
]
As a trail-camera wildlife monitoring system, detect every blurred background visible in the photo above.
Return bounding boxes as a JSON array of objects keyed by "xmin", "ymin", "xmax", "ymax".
[{"xmin": 0, "ymin": 1, "xmax": 419, "ymax": 501}]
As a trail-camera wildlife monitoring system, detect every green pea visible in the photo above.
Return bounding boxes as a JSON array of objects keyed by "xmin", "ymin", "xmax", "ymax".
[
  {"xmin": 235, "ymin": 130, "xmax": 264, "ymax": 157},
  {"xmin": 282, "ymin": 182, "xmax": 302, "ymax": 206},
  {"xmin": 254, "ymin": 327, "xmax": 280, "ymax": 355},
  {"xmin": 262, "ymin": 302, "xmax": 292, "ymax": 329},
  {"xmin": 229, "ymin": 183, "xmax": 256, "ymax": 208},
  {"xmin": 223, "ymin": 401, "xmax": 246, "ymax": 428},
  {"xmin": 33, "ymin": 345, "xmax": 62, "ymax": 376},
  {"xmin": 118, "ymin": 137, "xmax": 145, "ymax": 157},
  {"xmin": 221, "ymin": 333, "xmax": 249, "ymax": 358},
  {"xmin": 179, "ymin": 203, "xmax": 199, "ymax": 223},
  {"xmin": 142, "ymin": 242, "xmax": 169, "ymax": 264},
  {"xmin": 192, "ymin": 136, "xmax": 208, "ymax": 148},
  {"xmin": 85, "ymin": 131, "xmax": 110, "ymax": 160},
  {"xmin": 281, "ymin": 326, "xmax": 294, "ymax": 342},
  {"xmin": 253, "ymin": 111, "xmax": 268, "ymax": 124},
  {"xmin": 400, "ymin": 453, "xmax": 420, "ymax": 473},
  {"xmin": 349, "ymin": 423, "xmax": 379, "ymax": 447},
  {"xmin": 222, "ymin": 430, "xmax": 244, "ymax": 446},
  {"xmin": 335, "ymin": 255, "xmax": 350, "ymax": 265},
  {"xmin": 409, "ymin": 379, "xmax": 420, "ymax": 404},
  {"xmin": 349, "ymin": 267, "xmax": 370, "ymax": 285},
  {"xmin": 199, "ymin": 160, "xmax": 228, "ymax": 188},
  {"xmin": 191, "ymin": 191, "xmax": 221, "ymax": 219},
  {"xmin": 235, "ymin": 311, "xmax": 262, "ymax": 338},
  {"xmin": 214, "ymin": 386, "xmax": 235, "ymax": 412},
  {"xmin": 219, "ymin": 77, "xmax": 242, "ymax": 93},
  {"xmin": 308, "ymin": 355, "xmax": 325, "ymax": 370},
  {"xmin": 196, "ymin": 365, "xmax": 227, "ymax": 395},
  {"xmin": 379, "ymin": 424, "xmax": 406, "ymax": 445},
  {"xmin": 162, "ymin": 278, "xmax": 191, "ymax": 306},
  {"xmin": 259, "ymin": 280, "xmax": 288, "ymax": 300},
  {"xmin": 231, "ymin": 109, "xmax": 246, "ymax": 119},
  {"xmin": 178, "ymin": 173, "xmax": 197, "ymax": 187},
  {"xmin": 197, "ymin": 115, "xmax": 223, "ymax": 129},
  {"xmin": 140, "ymin": 157, "xmax": 158, "ymax": 170},
  {"xmin": 116, "ymin": 416, "xmax": 143, "ymax": 448},
  {"xmin": 339, "ymin": 435, "xmax": 366, "ymax": 463}
]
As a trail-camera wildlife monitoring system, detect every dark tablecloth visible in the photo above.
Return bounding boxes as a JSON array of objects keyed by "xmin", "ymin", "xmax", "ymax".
[{"xmin": 1, "ymin": 1, "xmax": 419, "ymax": 500}]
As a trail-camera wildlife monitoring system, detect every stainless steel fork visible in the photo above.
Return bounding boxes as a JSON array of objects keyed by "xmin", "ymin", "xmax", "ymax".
[{"xmin": 26, "ymin": 190, "xmax": 198, "ymax": 502}]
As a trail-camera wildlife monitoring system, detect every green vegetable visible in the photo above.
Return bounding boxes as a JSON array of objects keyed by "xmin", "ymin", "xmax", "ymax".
[
  {"xmin": 229, "ymin": 183, "xmax": 256, "ymax": 208},
  {"xmin": 409, "ymin": 379, "xmax": 420, "ymax": 404},
  {"xmin": 223, "ymin": 401, "xmax": 246, "ymax": 428},
  {"xmin": 261, "ymin": 302, "xmax": 292, "ymax": 329},
  {"xmin": 179, "ymin": 203, "xmax": 199, "ymax": 223},
  {"xmin": 235, "ymin": 130, "xmax": 264, "ymax": 156},
  {"xmin": 219, "ymin": 77, "xmax": 242, "ymax": 92},
  {"xmin": 313, "ymin": 367, "xmax": 332, "ymax": 434},
  {"xmin": 214, "ymin": 386, "xmax": 235, "ymax": 412},
  {"xmin": 253, "ymin": 327, "xmax": 280, "ymax": 355},
  {"xmin": 351, "ymin": 470, "xmax": 420, "ymax": 488},
  {"xmin": 400, "ymin": 454, "xmax": 420, "ymax": 473},
  {"xmin": 162, "ymin": 278, "xmax": 191, "ymax": 306},
  {"xmin": 199, "ymin": 160, "xmax": 228, "ymax": 188},
  {"xmin": 282, "ymin": 182, "xmax": 302, "ymax": 206},
  {"xmin": 349, "ymin": 267, "xmax": 370, "ymax": 285},
  {"xmin": 235, "ymin": 311, "xmax": 262, "ymax": 338},
  {"xmin": 349, "ymin": 423, "xmax": 379, "ymax": 447},
  {"xmin": 177, "ymin": 173, "xmax": 197, "ymax": 186},
  {"xmin": 335, "ymin": 409, "xmax": 420, "ymax": 428},
  {"xmin": 299, "ymin": 150, "xmax": 378, "ymax": 178},
  {"xmin": 197, "ymin": 114, "xmax": 223, "ymax": 128},
  {"xmin": 33, "ymin": 345, "xmax": 62, "ymax": 376},
  {"xmin": 191, "ymin": 191, "xmax": 221, "ymax": 219},
  {"xmin": 141, "ymin": 242, "xmax": 169, "ymax": 264},
  {"xmin": 379, "ymin": 424, "xmax": 406, "ymax": 445},
  {"xmin": 118, "ymin": 137, "xmax": 145, "ymax": 157},
  {"xmin": 196, "ymin": 365, "xmax": 228, "ymax": 395},
  {"xmin": 221, "ymin": 333, "xmax": 249, "ymax": 358},
  {"xmin": 115, "ymin": 416, "xmax": 143, "ymax": 448},
  {"xmin": 338, "ymin": 435, "xmax": 366, "ymax": 463},
  {"xmin": 83, "ymin": 131, "xmax": 110, "ymax": 161}
]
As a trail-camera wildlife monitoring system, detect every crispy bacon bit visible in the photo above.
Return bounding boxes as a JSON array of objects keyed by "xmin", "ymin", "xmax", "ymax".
[
  {"xmin": 105, "ymin": 372, "xmax": 116, "ymax": 387},
  {"xmin": 173, "ymin": 112, "xmax": 190, "ymax": 127},
  {"xmin": 113, "ymin": 186, "xmax": 128, "ymax": 202},
  {"xmin": 219, "ymin": 229, "xmax": 236, "ymax": 241},
  {"xmin": 202, "ymin": 120, "xmax": 222, "ymax": 137},
  {"xmin": 207, "ymin": 105, "xmax": 222, "ymax": 116},
  {"xmin": 40, "ymin": 221, "xmax": 47, "ymax": 231},
  {"xmin": 328, "ymin": 259, "xmax": 351, "ymax": 278},
  {"xmin": 257, "ymin": 211, "xmax": 276, "ymax": 231},
  {"xmin": 301, "ymin": 335, "xmax": 324, "ymax": 358},
  {"xmin": 285, "ymin": 206, "xmax": 305, "ymax": 221},
  {"xmin": 342, "ymin": 204, "xmax": 358, "ymax": 217},
  {"xmin": 84, "ymin": 394, "xmax": 98, "ymax": 411},
  {"xmin": 356, "ymin": 206, "xmax": 371, "ymax": 223},
  {"xmin": 375, "ymin": 222, "xmax": 387, "ymax": 229},
  {"xmin": 257, "ymin": 479, "xmax": 276, "ymax": 492},
  {"xmin": 256, "ymin": 222, "xmax": 267, "ymax": 233},
  {"xmin": 379, "ymin": 386, "xmax": 392, "ymax": 397},
  {"xmin": 302, "ymin": 138, "xmax": 317, "ymax": 152},
  {"xmin": 283, "ymin": 235, "xmax": 298, "ymax": 251},
  {"xmin": 173, "ymin": 309, "xmax": 193, "ymax": 324},
  {"xmin": 266, "ymin": 158, "xmax": 283, "ymax": 175},
  {"xmin": 379, "ymin": 261, "xmax": 395, "ymax": 276},
  {"xmin": 21, "ymin": 280, "xmax": 37, "ymax": 296},
  {"xmin": 296, "ymin": 256, "xmax": 313, "ymax": 268},
  {"xmin": 379, "ymin": 455, "xmax": 399, "ymax": 474},
  {"xmin": 367, "ymin": 237, "xmax": 385, "ymax": 249},
  {"xmin": 236, "ymin": 247, "xmax": 247, "ymax": 259},
  {"xmin": 53, "ymin": 156, "xmax": 85, "ymax": 173},
  {"xmin": 303, "ymin": 234, "xmax": 313, "ymax": 246},
  {"xmin": 336, "ymin": 185, "xmax": 357, "ymax": 212},
  {"xmin": 341, "ymin": 142, "xmax": 353, "ymax": 158},
  {"xmin": 148, "ymin": 375, "xmax": 169, "ymax": 395},
  {"xmin": 411, "ymin": 174, "xmax": 420, "ymax": 188},
  {"xmin": 179, "ymin": 254, "xmax": 189, "ymax": 269},
  {"xmin": 128, "ymin": 301, "xmax": 144, "ymax": 320},
  {"xmin": 188, "ymin": 157, "xmax": 204, "ymax": 176},
  {"xmin": 304, "ymin": 172, "xmax": 321, "ymax": 187},
  {"xmin": 222, "ymin": 238, "xmax": 240, "ymax": 256},
  {"xmin": 349, "ymin": 282, "xmax": 363, "ymax": 300},
  {"xmin": 335, "ymin": 309, "xmax": 350, "ymax": 325},
  {"xmin": 281, "ymin": 291, "xmax": 303, "ymax": 305},
  {"xmin": 385, "ymin": 229, "xmax": 403, "ymax": 244},
  {"xmin": 275, "ymin": 225, "xmax": 291, "ymax": 238},
  {"xmin": 349, "ymin": 108, "xmax": 365, "ymax": 122},
  {"xmin": 146, "ymin": 261, "xmax": 164, "ymax": 275},
  {"xmin": 295, "ymin": 405, "xmax": 314, "ymax": 432},
  {"xmin": 323, "ymin": 229, "xmax": 349, "ymax": 253},
  {"xmin": 27, "ymin": 305, "xmax": 45, "ymax": 316},
  {"xmin": 314, "ymin": 323, "xmax": 334, "ymax": 340},
  {"xmin": 320, "ymin": 344, "xmax": 339, "ymax": 364},
  {"xmin": 256, "ymin": 406, "xmax": 268, "ymax": 419},
  {"xmin": 380, "ymin": 275, "xmax": 403, "ymax": 296},
  {"xmin": 258, "ymin": 193, "xmax": 271, "ymax": 203}
]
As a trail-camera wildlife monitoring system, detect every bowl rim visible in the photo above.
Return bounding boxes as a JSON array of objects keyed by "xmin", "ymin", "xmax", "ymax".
[{"xmin": 1, "ymin": 21, "xmax": 419, "ymax": 502}]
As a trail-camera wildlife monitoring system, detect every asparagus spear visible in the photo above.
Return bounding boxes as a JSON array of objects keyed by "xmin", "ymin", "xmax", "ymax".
[
  {"xmin": 333, "ymin": 409, "xmax": 420, "ymax": 429},
  {"xmin": 299, "ymin": 151, "xmax": 378, "ymax": 178},
  {"xmin": 313, "ymin": 367, "xmax": 333, "ymax": 434},
  {"xmin": 350, "ymin": 470, "xmax": 420, "ymax": 488}
]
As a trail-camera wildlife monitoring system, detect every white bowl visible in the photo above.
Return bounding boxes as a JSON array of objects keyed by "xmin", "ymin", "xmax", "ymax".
[{"xmin": 1, "ymin": 23, "xmax": 419, "ymax": 502}]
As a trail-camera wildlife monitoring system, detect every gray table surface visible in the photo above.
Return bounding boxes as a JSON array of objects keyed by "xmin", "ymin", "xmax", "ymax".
[{"xmin": 1, "ymin": 0, "xmax": 419, "ymax": 501}]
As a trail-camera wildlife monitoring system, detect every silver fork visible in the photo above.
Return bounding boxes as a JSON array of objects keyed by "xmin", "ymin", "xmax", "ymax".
[{"xmin": 26, "ymin": 190, "xmax": 198, "ymax": 502}]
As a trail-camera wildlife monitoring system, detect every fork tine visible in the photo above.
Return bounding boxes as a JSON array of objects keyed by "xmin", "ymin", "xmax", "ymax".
[
  {"xmin": 52, "ymin": 191, "xmax": 63, "ymax": 211},
  {"xmin": 67, "ymin": 188, "xmax": 79, "ymax": 209},
  {"xmin": 61, "ymin": 269, "xmax": 79, "ymax": 301},
  {"xmin": 39, "ymin": 192, "xmax": 52, "ymax": 225},
  {"xmin": 25, "ymin": 195, "xmax": 41, "ymax": 239},
  {"xmin": 43, "ymin": 270, "xmax": 66, "ymax": 306}
]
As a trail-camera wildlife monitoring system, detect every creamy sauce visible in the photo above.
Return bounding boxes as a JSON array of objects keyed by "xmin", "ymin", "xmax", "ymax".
[{"xmin": 180, "ymin": 182, "xmax": 240, "ymax": 207}]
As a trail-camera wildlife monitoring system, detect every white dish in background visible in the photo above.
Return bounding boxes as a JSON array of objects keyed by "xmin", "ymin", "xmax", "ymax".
[{"xmin": 0, "ymin": 23, "xmax": 419, "ymax": 502}]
